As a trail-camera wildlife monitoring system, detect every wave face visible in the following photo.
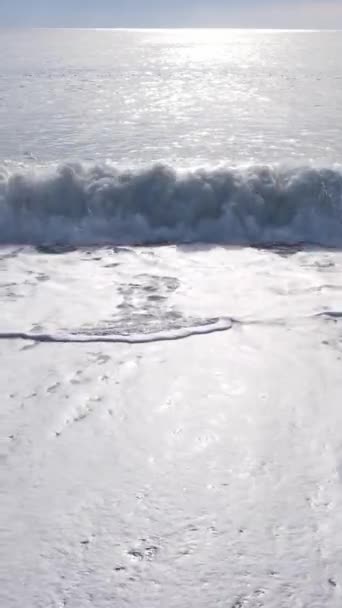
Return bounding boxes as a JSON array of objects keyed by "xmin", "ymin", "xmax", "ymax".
[{"xmin": 1, "ymin": 162, "xmax": 342, "ymax": 247}]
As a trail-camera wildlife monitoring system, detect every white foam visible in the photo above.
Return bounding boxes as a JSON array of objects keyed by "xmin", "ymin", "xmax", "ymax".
[{"xmin": 0, "ymin": 318, "xmax": 233, "ymax": 344}]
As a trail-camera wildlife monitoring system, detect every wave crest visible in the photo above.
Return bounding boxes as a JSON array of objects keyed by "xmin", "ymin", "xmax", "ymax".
[{"xmin": 1, "ymin": 162, "xmax": 342, "ymax": 247}]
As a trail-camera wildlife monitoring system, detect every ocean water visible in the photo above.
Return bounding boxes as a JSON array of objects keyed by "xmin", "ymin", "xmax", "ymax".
[
  {"xmin": 1, "ymin": 28, "xmax": 342, "ymax": 247},
  {"xmin": 2, "ymin": 29, "xmax": 342, "ymax": 608}
]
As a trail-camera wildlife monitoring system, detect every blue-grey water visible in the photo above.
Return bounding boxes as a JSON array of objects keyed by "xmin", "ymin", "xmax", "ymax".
[{"xmin": 1, "ymin": 29, "xmax": 342, "ymax": 247}]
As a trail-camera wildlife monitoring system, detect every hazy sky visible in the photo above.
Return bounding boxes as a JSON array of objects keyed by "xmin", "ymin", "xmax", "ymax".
[{"xmin": 1, "ymin": 0, "xmax": 342, "ymax": 28}]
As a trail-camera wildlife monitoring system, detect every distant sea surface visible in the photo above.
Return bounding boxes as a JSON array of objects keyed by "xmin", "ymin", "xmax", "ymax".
[{"xmin": 1, "ymin": 28, "xmax": 342, "ymax": 164}]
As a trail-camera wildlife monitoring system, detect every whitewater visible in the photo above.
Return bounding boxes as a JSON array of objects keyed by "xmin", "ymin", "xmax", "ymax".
[
  {"xmin": 2, "ymin": 162, "xmax": 342, "ymax": 247},
  {"xmin": 2, "ymin": 28, "xmax": 342, "ymax": 608}
]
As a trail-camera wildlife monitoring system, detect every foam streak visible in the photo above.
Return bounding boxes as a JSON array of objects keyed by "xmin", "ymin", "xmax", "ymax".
[{"xmin": 0, "ymin": 319, "xmax": 233, "ymax": 344}]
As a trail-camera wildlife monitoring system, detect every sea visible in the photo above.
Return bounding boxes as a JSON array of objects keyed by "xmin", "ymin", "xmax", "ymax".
[{"xmin": 2, "ymin": 29, "xmax": 342, "ymax": 608}]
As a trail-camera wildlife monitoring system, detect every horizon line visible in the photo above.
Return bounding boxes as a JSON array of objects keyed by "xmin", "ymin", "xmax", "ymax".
[{"xmin": 1, "ymin": 26, "xmax": 342, "ymax": 31}]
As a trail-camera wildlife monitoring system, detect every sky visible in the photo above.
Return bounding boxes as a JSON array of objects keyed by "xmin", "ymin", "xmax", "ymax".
[{"xmin": 1, "ymin": 0, "xmax": 342, "ymax": 29}]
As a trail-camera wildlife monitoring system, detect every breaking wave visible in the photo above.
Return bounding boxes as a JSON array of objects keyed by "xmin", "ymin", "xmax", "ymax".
[{"xmin": 1, "ymin": 161, "xmax": 342, "ymax": 247}]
